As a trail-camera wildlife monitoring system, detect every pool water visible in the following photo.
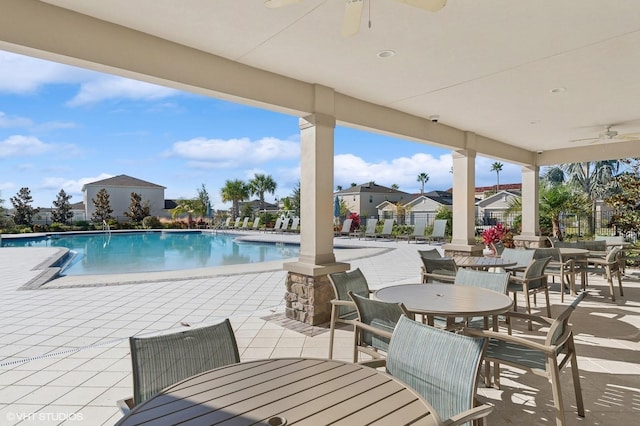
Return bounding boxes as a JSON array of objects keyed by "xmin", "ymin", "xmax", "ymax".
[{"xmin": 0, "ymin": 231, "xmax": 299, "ymax": 276}]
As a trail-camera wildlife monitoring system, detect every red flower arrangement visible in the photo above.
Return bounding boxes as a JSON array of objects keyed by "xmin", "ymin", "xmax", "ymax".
[{"xmin": 481, "ymin": 223, "xmax": 507, "ymax": 246}]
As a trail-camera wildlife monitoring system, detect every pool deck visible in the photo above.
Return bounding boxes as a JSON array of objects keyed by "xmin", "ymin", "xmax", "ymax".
[{"xmin": 1, "ymin": 232, "xmax": 639, "ymax": 425}]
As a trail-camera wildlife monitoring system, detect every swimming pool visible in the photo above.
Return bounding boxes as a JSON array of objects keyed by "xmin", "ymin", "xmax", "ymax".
[{"xmin": 0, "ymin": 231, "xmax": 300, "ymax": 276}]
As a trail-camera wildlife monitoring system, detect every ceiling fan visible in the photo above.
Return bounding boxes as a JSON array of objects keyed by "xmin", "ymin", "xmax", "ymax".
[
  {"xmin": 265, "ymin": 0, "xmax": 447, "ymax": 36},
  {"xmin": 569, "ymin": 125, "xmax": 640, "ymax": 144}
]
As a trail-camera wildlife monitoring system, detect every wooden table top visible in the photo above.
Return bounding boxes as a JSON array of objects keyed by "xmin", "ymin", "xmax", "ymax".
[
  {"xmin": 452, "ymin": 255, "xmax": 517, "ymax": 269},
  {"xmin": 375, "ymin": 284, "xmax": 513, "ymax": 318},
  {"xmin": 116, "ymin": 358, "xmax": 439, "ymax": 426}
]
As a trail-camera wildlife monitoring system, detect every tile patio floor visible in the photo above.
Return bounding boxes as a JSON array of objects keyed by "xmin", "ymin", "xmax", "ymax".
[{"xmin": 0, "ymin": 232, "xmax": 638, "ymax": 425}]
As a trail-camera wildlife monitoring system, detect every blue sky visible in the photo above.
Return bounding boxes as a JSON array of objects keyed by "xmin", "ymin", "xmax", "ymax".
[{"xmin": 0, "ymin": 50, "xmax": 521, "ymax": 211}]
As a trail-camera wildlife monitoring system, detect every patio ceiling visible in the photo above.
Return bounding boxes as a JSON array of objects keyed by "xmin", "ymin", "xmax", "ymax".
[{"xmin": 2, "ymin": 0, "xmax": 640, "ymax": 166}]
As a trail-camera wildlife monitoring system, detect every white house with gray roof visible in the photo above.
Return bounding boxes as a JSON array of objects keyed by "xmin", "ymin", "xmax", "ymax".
[{"xmin": 82, "ymin": 175, "xmax": 166, "ymax": 221}]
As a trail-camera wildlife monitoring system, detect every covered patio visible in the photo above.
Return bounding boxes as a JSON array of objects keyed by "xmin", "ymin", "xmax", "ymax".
[{"xmin": 1, "ymin": 1, "xmax": 640, "ymax": 424}]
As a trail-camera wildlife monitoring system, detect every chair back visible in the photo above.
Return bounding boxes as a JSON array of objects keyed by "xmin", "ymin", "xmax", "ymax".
[
  {"xmin": 364, "ymin": 218, "xmax": 378, "ymax": 237},
  {"xmin": 271, "ymin": 217, "xmax": 282, "ymax": 230},
  {"xmin": 501, "ymin": 247, "xmax": 535, "ymax": 269},
  {"xmin": 349, "ymin": 292, "xmax": 409, "ymax": 353},
  {"xmin": 223, "ymin": 217, "xmax": 231, "ymax": 227},
  {"xmin": 380, "ymin": 218, "xmax": 394, "ymax": 235},
  {"xmin": 454, "ymin": 268, "xmax": 510, "ymax": 294},
  {"xmin": 533, "ymin": 247, "xmax": 561, "ymax": 262},
  {"xmin": 522, "ymin": 256, "xmax": 552, "ymax": 290},
  {"xmin": 340, "ymin": 218, "xmax": 353, "ymax": 233},
  {"xmin": 605, "ymin": 246, "xmax": 622, "ymax": 264},
  {"xmin": 412, "ymin": 218, "xmax": 427, "ymax": 236},
  {"xmin": 418, "ymin": 248, "xmax": 442, "ymax": 260},
  {"xmin": 252, "ymin": 217, "xmax": 261, "ymax": 229},
  {"xmin": 289, "ymin": 217, "xmax": 300, "ymax": 231},
  {"xmin": 386, "ymin": 316, "xmax": 486, "ymax": 425},
  {"xmin": 421, "ymin": 257, "xmax": 457, "ymax": 283},
  {"xmin": 595, "ymin": 235, "xmax": 625, "ymax": 244},
  {"xmin": 327, "ymin": 268, "xmax": 371, "ymax": 319},
  {"xmin": 241, "ymin": 217, "xmax": 249, "ymax": 228},
  {"xmin": 431, "ymin": 219, "xmax": 447, "ymax": 238},
  {"xmin": 130, "ymin": 319, "xmax": 240, "ymax": 406},
  {"xmin": 547, "ymin": 292, "xmax": 587, "ymax": 348},
  {"xmin": 234, "ymin": 217, "xmax": 242, "ymax": 228},
  {"xmin": 583, "ymin": 240, "xmax": 606, "ymax": 252},
  {"xmin": 547, "ymin": 236, "xmax": 559, "ymax": 247},
  {"xmin": 280, "ymin": 217, "xmax": 291, "ymax": 231}
]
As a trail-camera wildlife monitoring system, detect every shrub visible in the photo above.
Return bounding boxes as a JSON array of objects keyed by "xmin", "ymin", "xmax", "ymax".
[
  {"xmin": 142, "ymin": 216, "xmax": 162, "ymax": 229},
  {"xmin": 49, "ymin": 222, "xmax": 64, "ymax": 232},
  {"xmin": 73, "ymin": 220, "xmax": 91, "ymax": 231},
  {"xmin": 347, "ymin": 212, "xmax": 360, "ymax": 233}
]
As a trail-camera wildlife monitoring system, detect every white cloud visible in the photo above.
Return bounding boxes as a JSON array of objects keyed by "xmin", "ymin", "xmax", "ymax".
[
  {"xmin": 167, "ymin": 137, "xmax": 300, "ymax": 167},
  {"xmin": 0, "ymin": 135, "xmax": 53, "ymax": 157},
  {"xmin": 0, "ymin": 112, "xmax": 32, "ymax": 128},
  {"xmin": 41, "ymin": 173, "xmax": 114, "ymax": 196},
  {"xmin": 67, "ymin": 76, "xmax": 180, "ymax": 106},
  {"xmin": 0, "ymin": 51, "xmax": 91, "ymax": 93}
]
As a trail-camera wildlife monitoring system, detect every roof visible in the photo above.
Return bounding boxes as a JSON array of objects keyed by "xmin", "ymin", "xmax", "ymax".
[
  {"xmin": 82, "ymin": 175, "xmax": 166, "ymax": 191},
  {"xmin": 336, "ymin": 182, "xmax": 409, "ymax": 195},
  {"xmin": 475, "ymin": 183, "xmax": 522, "ymax": 193}
]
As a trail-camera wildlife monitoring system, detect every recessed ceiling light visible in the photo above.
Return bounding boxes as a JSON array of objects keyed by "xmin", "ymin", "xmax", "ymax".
[
  {"xmin": 377, "ymin": 50, "xmax": 395, "ymax": 59},
  {"xmin": 550, "ymin": 87, "xmax": 566, "ymax": 93}
]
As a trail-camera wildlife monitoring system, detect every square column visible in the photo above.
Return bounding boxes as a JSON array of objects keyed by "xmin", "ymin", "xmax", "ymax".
[
  {"xmin": 514, "ymin": 165, "xmax": 546, "ymax": 248},
  {"xmin": 284, "ymin": 112, "xmax": 349, "ymax": 325},
  {"xmin": 445, "ymin": 147, "xmax": 484, "ymax": 256}
]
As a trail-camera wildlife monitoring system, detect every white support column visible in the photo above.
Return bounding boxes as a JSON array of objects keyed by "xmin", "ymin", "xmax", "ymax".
[
  {"xmin": 445, "ymin": 146, "xmax": 484, "ymax": 255},
  {"xmin": 514, "ymin": 165, "xmax": 545, "ymax": 248},
  {"xmin": 283, "ymin": 110, "xmax": 349, "ymax": 325}
]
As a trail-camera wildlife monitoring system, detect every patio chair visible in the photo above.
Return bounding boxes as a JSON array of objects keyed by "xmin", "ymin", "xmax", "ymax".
[
  {"xmin": 507, "ymin": 256, "xmax": 552, "ymax": 329},
  {"xmin": 118, "ymin": 319, "xmax": 240, "ymax": 413},
  {"xmin": 284, "ymin": 217, "xmax": 300, "ymax": 233},
  {"xmin": 238, "ymin": 217, "xmax": 249, "ymax": 230},
  {"xmin": 218, "ymin": 217, "xmax": 232, "ymax": 230},
  {"xmin": 421, "ymin": 256, "xmax": 457, "ymax": 284},
  {"xmin": 466, "ymin": 292, "xmax": 587, "ymax": 426},
  {"xmin": 500, "ymin": 247, "xmax": 534, "ymax": 275},
  {"xmin": 361, "ymin": 316, "xmax": 493, "ymax": 426},
  {"xmin": 335, "ymin": 218, "xmax": 352, "ymax": 237},
  {"xmin": 249, "ymin": 216, "xmax": 260, "ymax": 231},
  {"xmin": 587, "ymin": 246, "xmax": 623, "ymax": 301},
  {"xmin": 360, "ymin": 218, "xmax": 378, "ymax": 240},
  {"xmin": 327, "ymin": 268, "xmax": 373, "ymax": 359},
  {"xmin": 533, "ymin": 247, "xmax": 576, "ymax": 303},
  {"xmin": 376, "ymin": 218, "xmax": 395, "ymax": 239},
  {"xmin": 276, "ymin": 217, "xmax": 291, "ymax": 233},
  {"xmin": 428, "ymin": 219, "xmax": 448, "ymax": 244},
  {"xmin": 263, "ymin": 217, "xmax": 282, "ymax": 233},
  {"xmin": 348, "ymin": 291, "xmax": 410, "ymax": 363},
  {"xmin": 396, "ymin": 217, "xmax": 427, "ymax": 243},
  {"xmin": 454, "ymin": 268, "xmax": 510, "ymax": 329}
]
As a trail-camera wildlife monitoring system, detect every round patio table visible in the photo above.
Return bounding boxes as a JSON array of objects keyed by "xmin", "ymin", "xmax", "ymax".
[
  {"xmin": 375, "ymin": 283, "xmax": 513, "ymax": 328},
  {"xmin": 557, "ymin": 247, "xmax": 590, "ymax": 296},
  {"xmin": 115, "ymin": 358, "xmax": 439, "ymax": 426},
  {"xmin": 452, "ymin": 255, "xmax": 517, "ymax": 270}
]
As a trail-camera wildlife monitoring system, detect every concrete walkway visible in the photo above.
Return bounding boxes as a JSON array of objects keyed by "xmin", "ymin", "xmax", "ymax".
[{"xmin": 0, "ymin": 233, "xmax": 639, "ymax": 425}]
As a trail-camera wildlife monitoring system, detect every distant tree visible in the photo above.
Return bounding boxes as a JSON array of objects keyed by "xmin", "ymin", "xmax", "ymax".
[
  {"xmin": 220, "ymin": 179, "xmax": 249, "ymax": 218},
  {"xmin": 0, "ymin": 191, "xmax": 15, "ymax": 230},
  {"xmin": 248, "ymin": 173, "xmax": 277, "ymax": 210},
  {"xmin": 291, "ymin": 181, "xmax": 301, "ymax": 217},
  {"xmin": 336, "ymin": 185, "xmax": 343, "ymax": 191},
  {"xmin": 51, "ymin": 189, "xmax": 73, "ymax": 224},
  {"xmin": 391, "ymin": 183, "xmax": 399, "ymax": 190},
  {"xmin": 124, "ymin": 192, "xmax": 150, "ymax": 224},
  {"xmin": 91, "ymin": 188, "xmax": 113, "ymax": 223},
  {"xmin": 170, "ymin": 198, "xmax": 204, "ymax": 227},
  {"xmin": 606, "ymin": 165, "xmax": 640, "ymax": 236},
  {"xmin": 350, "ymin": 182, "xmax": 357, "ymax": 187},
  {"xmin": 10, "ymin": 187, "xmax": 39, "ymax": 226},
  {"xmin": 539, "ymin": 183, "xmax": 588, "ymax": 239},
  {"xmin": 417, "ymin": 172, "xmax": 429, "ymax": 195},
  {"xmin": 197, "ymin": 184, "xmax": 211, "ymax": 215},
  {"xmin": 491, "ymin": 162, "xmax": 503, "ymax": 191}
]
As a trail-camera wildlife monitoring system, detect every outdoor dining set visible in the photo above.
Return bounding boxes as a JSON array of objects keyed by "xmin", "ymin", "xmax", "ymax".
[{"xmin": 114, "ymin": 238, "xmax": 627, "ymax": 426}]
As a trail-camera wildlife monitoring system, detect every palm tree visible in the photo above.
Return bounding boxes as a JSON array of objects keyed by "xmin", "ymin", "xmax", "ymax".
[
  {"xmin": 220, "ymin": 179, "xmax": 250, "ymax": 218},
  {"xmin": 544, "ymin": 161, "xmax": 620, "ymax": 234},
  {"xmin": 336, "ymin": 185, "xmax": 343, "ymax": 191},
  {"xmin": 391, "ymin": 183, "xmax": 399, "ymax": 190},
  {"xmin": 539, "ymin": 183, "xmax": 588, "ymax": 239},
  {"xmin": 248, "ymin": 173, "xmax": 277, "ymax": 210},
  {"xmin": 416, "ymin": 173, "xmax": 429, "ymax": 195},
  {"xmin": 170, "ymin": 198, "xmax": 205, "ymax": 227},
  {"xmin": 491, "ymin": 162, "xmax": 503, "ymax": 192}
]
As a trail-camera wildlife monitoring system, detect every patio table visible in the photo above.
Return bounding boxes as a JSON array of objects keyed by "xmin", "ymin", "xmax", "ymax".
[
  {"xmin": 452, "ymin": 255, "xmax": 517, "ymax": 270},
  {"xmin": 115, "ymin": 357, "xmax": 439, "ymax": 426},
  {"xmin": 375, "ymin": 283, "xmax": 513, "ymax": 328},
  {"xmin": 557, "ymin": 247, "xmax": 589, "ymax": 296}
]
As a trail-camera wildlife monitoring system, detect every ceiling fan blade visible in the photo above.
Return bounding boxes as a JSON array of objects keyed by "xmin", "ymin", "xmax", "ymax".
[
  {"xmin": 342, "ymin": 0, "xmax": 364, "ymax": 37},
  {"xmin": 569, "ymin": 137, "xmax": 599, "ymax": 143},
  {"xmin": 264, "ymin": 0, "xmax": 302, "ymax": 9},
  {"xmin": 396, "ymin": 0, "xmax": 448, "ymax": 12}
]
